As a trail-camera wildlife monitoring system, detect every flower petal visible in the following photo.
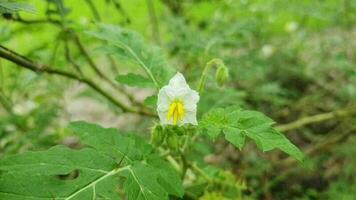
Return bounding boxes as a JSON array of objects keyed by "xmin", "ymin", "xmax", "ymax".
[
  {"xmin": 181, "ymin": 110, "xmax": 198, "ymax": 125},
  {"xmin": 157, "ymin": 86, "xmax": 173, "ymax": 111},
  {"xmin": 182, "ymin": 89, "xmax": 200, "ymax": 111},
  {"xmin": 168, "ymin": 72, "xmax": 189, "ymax": 89},
  {"xmin": 158, "ymin": 110, "xmax": 171, "ymax": 125}
]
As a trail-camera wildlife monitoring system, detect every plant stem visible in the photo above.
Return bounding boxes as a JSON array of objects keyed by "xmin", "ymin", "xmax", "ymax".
[
  {"xmin": 276, "ymin": 106, "xmax": 356, "ymax": 132},
  {"xmin": 64, "ymin": 40, "xmax": 83, "ymax": 76},
  {"xmin": 0, "ymin": 91, "xmax": 12, "ymax": 114},
  {"xmin": 71, "ymin": 35, "xmax": 144, "ymax": 107},
  {"xmin": 84, "ymin": 0, "xmax": 101, "ymax": 21},
  {"xmin": 146, "ymin": 0, "xmax": 161, "ymax": 44},
  {"xmin": 197, "ymin": 58, "xmax": 223, "ymax": 93}
]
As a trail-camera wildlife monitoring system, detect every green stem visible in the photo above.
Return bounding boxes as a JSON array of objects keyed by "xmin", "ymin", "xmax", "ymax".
[
  {"xmin": 197, "ymin": 58, "xmax": 223, "ymax": 93},
  {"xmin": 84, "ymin": 0, "xmax": 101, "ymax": 21},
  {"xmin": 146, "ymin": 0, "xmax": 161, "ymax": 44},
  {"xmin": 0, "ymin": 91, "xmax": 12, "ymax": 114},
  {"xmin": 276, "ymin": 106, "xmax": 356, "ymax": 132},
  {"xmin": 189, "ymin": 162, "xmax": 212, "ymax": 182}
]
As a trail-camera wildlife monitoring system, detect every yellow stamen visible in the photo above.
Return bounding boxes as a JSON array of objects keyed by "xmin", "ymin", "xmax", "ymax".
[{"xmin": 167, "ymin": 100, "xmax": 185, "ymax": 125}]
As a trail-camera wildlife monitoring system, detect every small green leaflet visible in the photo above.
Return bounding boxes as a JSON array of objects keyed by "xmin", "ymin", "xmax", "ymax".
[
  {"xmin": 116, "ymin": 73, "xmax": 155, "ymax": 88},
  {"xmin": 0, "ymin": 2, "xmax": 36, "ymax": 14},
  {"xmin": 87, "ymin": 24, "xmax": 175, "ymax": 87},
  {"xmin": 0, "ymin": 121, "xmax": 183, "ymax": 200},
  {"xmin": 143, "ymin": 95, "xmax": 157, "ymax": 107},
  {"xmin": 199, "ymin": 107, "xmax": 304, "ymax": 162}
]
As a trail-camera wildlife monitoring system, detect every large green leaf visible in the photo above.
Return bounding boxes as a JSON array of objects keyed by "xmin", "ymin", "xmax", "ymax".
[
  {"xmin": 0, "ymin": 121, "xmax": 183, "ymax": 200},
  {"xmin": 88, "ymin": 24, "xmax": 175, "ymax": 88},
  {"xmin": 68, "ymin": 121, "xmax": 153, "ymax": 162},
  {"xmin": 0, "ymin": 145, "xmax": 123, "ymax": 200},
  {"xmin": 199, "ymin": 107, "xmax": 304, "ymax": 162}
]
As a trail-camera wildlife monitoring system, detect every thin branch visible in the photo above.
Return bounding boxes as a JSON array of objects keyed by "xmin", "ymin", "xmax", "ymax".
[
  {"xmin": 84, "ymin": 0, "xmax": 101, "ymax": 21},
  {"xmin": 146, "ymin": 0, "xmax": 161, "ymax": 44},
  {"xmin": 107, "ymin": 54, "xmax": 119, "ymax": 74},
  {"xmin": 64, "ymin": 40, "xmax": 84, "ymax": 76},
  {"xmin": 11, "ymin": 13, "xmax": 61, "ymax": 26},
  {"xmin": 71, "ymin": 34, "xmax": 143, "ymax": 106},
  {"xmin": 0, "ymin": 91, "xmax": 13, "ymax": 114},
  {"xmin": 0, "ymin": 45, "xmax": 156, "ymax": 117},
  {"xmin": 72, "ymin": 35, "xmax": 121, "ymax": 89},
  {"xmin": 276, "ymin": 106, "xmax": 356, "ymax": 132},
  {"xmin": 110, "ymin": 0, "xmax": 131, "ymax": 24}
]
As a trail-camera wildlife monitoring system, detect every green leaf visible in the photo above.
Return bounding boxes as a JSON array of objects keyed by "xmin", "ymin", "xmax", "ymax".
[
  {"xmin": 124, "ymin": 155, "xmax": 183, "ymax": 200},
  {"xmin": 200, "ymin": 107, "xmax": 304, "ymax": 162},
  {"xmin": 0, "ymin": 145, "xmax": 122, "ymax": 200},
  {"xmin": 143, "ymin": 95, "xmax": 157, "ymax": 107},
  {"xmin": 0, "ymin": 121, "xmax": 183, "ymax": 200},
  {"xmin": 0, "ymin": 2, "xmax": 36, "ymax": 14},
  {"xmin": 116, "ymin": 73, "xmax": 155, "ymax": 88},
  {"xmin": 87, "ymin": 24, "xmax": 175, "ymax": 87},
  {"xmin": 146, "ymin": 155, "xmax": 184, "ymax": 197},
  {"xmin": 68, "ymin": 121, "xmax": 152, "ymax": 162}
]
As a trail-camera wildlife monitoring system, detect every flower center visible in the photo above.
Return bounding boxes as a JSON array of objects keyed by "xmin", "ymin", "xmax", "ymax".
[{"xmin": 167, "ymin": 100, "xmax": 185, "ymax": 125}]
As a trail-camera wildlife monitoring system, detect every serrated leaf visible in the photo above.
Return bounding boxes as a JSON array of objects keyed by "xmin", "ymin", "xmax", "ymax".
[
  {"xmin": 200, "ymin": 107, "xmax": 304, "ymax": 162},
  {"xmin": 0, "ymin": 145, "xmax": 122, "ymax": 200},
  {"xmin": 146, "ymin": 155, "xmax": 184, "ymax": 197},
  {"xmin": 116, "ymin": 73, "xmax": 155, "ymax": 88},
  {"xmin": 0, "ymin": 121, "xmax": 184, "ymax": 200},
  {"xmin": 125, "ymin": 162, "xmax": 168, "ymax": 200},
  {"xmin": 68, "ymin": 121, "xmax": 153, "ymax": 163},
  {"xmin": 87, "ymin": 24, "xmax": 175, "ymax": 87}
]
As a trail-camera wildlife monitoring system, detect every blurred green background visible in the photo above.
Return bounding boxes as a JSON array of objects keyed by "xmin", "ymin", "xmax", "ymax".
[{"xmin": 0, "ymin": 0, "xmax": 355, "ymax": 199}]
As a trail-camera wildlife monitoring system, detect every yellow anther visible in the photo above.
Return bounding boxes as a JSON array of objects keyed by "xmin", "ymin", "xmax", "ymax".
[
  {"xmin": 167, "ymin": 100, "xmax": 185, "ymax": 125},
  {"xmin": 167, "ymin": 102, "xmax": 177, "ymax": 120},
  {"xmin": 177, "ymin": 102, "xmax": 185, "ymax": 120}
]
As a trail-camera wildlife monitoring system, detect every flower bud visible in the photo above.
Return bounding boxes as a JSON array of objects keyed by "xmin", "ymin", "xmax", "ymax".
[
  {"xmin": 151, "ymin": 124, "xmax": 165, "ymax": 146},
  {"xmin": 166, "ymin": 134, "xmax": 179, "ymax": 151},
  {"xmin": 171, "ymin": 125, "xmax": 185, "ymax": 136},
  {"xmin": 215, "ymin": 64, "xmax": 229, "ymax": 87}
]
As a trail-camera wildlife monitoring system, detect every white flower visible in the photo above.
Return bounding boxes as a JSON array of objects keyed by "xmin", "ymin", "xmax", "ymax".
[{"xmin": 157, "ymin": 72, "xmax": 199, "ymax": 126}]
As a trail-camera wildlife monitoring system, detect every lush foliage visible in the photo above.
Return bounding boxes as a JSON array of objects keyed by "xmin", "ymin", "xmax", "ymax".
[{"xmin": 0, "ymin": 0, "xmax": 355, "ymax": 200}]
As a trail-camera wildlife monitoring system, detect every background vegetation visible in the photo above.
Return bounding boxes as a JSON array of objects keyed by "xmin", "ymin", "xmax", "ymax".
[{"xmin": 0, "ymin": 0, "xmax": 355, "ymax": 199}]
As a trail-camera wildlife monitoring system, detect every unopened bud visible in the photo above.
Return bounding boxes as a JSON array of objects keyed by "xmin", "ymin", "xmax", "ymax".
[
  {"xmin": 215, "ymin": 64, "xmax": 229, "ymax": 86},
  {"xmin": 151, "ymin": 124, "xmax": 165, "ymax": 146},
  {"xmin": 166, "ymin": 134, "xmax": 179, "ymax": 151}
]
